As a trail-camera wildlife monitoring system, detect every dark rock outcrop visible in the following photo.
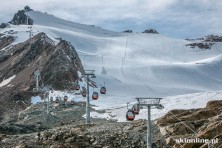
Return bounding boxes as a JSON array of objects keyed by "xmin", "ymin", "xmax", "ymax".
[
  {"xmin": 204, "ymin": 35, "xmax": 222, "ymax": 42},
  {"xmin": 186, "ymin": 42, "xmax": 214, "ymax": 49},
  {"xmin": 0, "ymin": 23, "xmax": 9, "ymax": 29},
  {"xmin": 9, "ymin": 6, "xmax": 33, "ymax": 25},
  {"xmin": 142, "ymin": 29, "xmax": 159, "ymax": 34},
  {"xmin": 123, "ymin": 30, "xmax": 133, "ymax": 33},
  {"xmin": 186, "ymin": 35, "xmax": 222, "ymax": 49}
]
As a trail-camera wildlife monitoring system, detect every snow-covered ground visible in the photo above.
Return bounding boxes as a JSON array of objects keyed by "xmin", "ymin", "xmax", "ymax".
[
  {"xmin": 0, "ymin": 75, "xmax": 16, "ymax": 87},
  {"xmin": 1, "ymin": 10, "xmax": 222, "ymax": 122}
]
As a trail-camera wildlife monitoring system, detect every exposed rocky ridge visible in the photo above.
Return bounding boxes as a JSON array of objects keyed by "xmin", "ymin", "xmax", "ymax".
[
  {"xmin": 156, "ymin": 100, "xmax": 222, "ymax": 147},
  {"xmin": 0, "ymin": 101, "xmax": 165, "ymax": 148},
  {"xmin": 0, "ymin": 32, "xmax": 83, "ymax": 90},
  {"xmin": 0, "ymin": 32, "xmax": 83, "ymax": 117},
  {"xmin": 186, "ymin": 35, "xmax": 222, "ymax": 49},
  {"xmin": 41, "ymin": 40, "xmax": 83, "ymax": 90}
]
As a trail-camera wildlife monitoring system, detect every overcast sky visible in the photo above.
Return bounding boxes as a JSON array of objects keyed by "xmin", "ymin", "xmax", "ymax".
[{"xmin": 0, "ymin": 0, "xmax": 221, "ymax": 38}]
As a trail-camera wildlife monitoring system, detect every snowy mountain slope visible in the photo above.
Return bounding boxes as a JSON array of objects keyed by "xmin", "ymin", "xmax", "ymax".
[
  {"xmin": 1, "ymin": 10, "xmax": 222, "ymax": 121},
  {"xmin": 29, "ymin": 11, "xmax": 119, "ymax": 37}
]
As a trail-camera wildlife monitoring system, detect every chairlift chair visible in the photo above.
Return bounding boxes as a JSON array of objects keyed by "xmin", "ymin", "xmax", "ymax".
[
  {"xmin": 126, "ymin": 109, "xmax": 135, "ymax": 121},
  {"xmin": 92, "ymin": 92, "xmax": 99, "ymax": 100},
  {"xmin": 100, "ymin": 86, "xmax": 106, "ymax": 94}
]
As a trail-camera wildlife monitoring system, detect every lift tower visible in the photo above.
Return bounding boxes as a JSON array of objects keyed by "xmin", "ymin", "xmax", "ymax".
[
  {"xmin": 136, "ymin": 98, "xmax": 164, "ymax": 148},
  {"xmin": 82, "ymin": 70, "xmax": 95, "ymax": 124}
]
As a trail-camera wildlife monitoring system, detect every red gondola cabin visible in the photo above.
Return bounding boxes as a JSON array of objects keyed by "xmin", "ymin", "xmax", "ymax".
[
  {"xmin": 64, "ymin": 95, "xmax": 68, "ymax": 101},
  {"xmin": 126, "ymin": 109, "xmax": 135, "ymax": 121},
  {"xmin": 75, "ymin": 84, "xmax": 80, "ymax": 90}
]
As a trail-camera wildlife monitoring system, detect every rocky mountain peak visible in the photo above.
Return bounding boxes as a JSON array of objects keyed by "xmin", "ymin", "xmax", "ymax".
[
  {"xmin": 1, "ymin": 32, "xmax": 83, "ymax": 90},
  {"xmin": 0, "ymin": 32, "xmax": 83, "ymax": 117},
  {"xmin": 9, "ymin": 6, "xmax": 33, "ymax": 25},
  {"xmin": 24, "ymin": 6, "xmax": 32, "ymax": 12}
]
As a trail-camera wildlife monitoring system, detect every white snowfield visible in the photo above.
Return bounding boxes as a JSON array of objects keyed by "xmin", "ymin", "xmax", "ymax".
[{"xmin": 1, "ymin": 10, "xmax": 222, "ymax": 121}]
